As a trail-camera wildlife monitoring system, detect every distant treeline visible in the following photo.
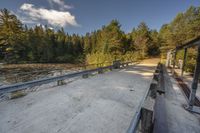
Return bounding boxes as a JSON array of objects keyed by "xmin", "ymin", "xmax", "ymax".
[{"xmin": 0, "ymin": 6, "xmax": 200, "ymax": 68}]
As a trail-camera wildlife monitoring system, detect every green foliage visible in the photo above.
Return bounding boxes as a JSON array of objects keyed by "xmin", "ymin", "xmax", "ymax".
[
  {"xmin": 185, "ymin": 49, "xmax": 197, "ymax": 72},
  {"xmin": 3, "ymin": 5, "xmax": 200, "ymax": 66},
  {"xmin": 100, "ymin": 20, "xmax": 125, "ymax": 54},
  {"xmin": 130, "ymin": 22, "xmax": 160, "ymax": 58},
  {"xmin": 0, "ymin": 8, "xmax": 24, "ymax": 62},
  {"xmin": 159, "ymin": 6, "xmax": 200, "ymax": 47},
  {"xmin": 0, "ymin": 8, "xmax": 161, "ymax": 64},
  {"xmin": 86, "ymin": 52, "xmax": 114, "ymax": 65},
  {"xmin": 159, "ymin": 6, "xmax": 200, "ymax": 72},
  {"xmin": 84, "ymin": 21, "xmax": 160, "ymax": 64},
  {"xmin": 0, "ymin": 9, "xmax": 84, "ymax": 63},
  {"xmin": 122, "ymin": 51, "xmax": 141, "ymax": 62}
]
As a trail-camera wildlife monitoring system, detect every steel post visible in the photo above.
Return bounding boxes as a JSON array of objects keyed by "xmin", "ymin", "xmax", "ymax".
[{"xmin": 188, "ymin": 46, "xmax": 200, "ymax": 109}]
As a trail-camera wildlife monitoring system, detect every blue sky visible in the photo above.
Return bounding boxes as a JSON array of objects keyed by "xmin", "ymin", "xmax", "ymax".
[{"xmin": 0, "ymin": 0, "xmax": 200, "ymax": 35}]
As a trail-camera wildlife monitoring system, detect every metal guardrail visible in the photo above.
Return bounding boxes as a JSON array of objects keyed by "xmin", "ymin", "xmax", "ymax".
[
  {"xmin": 127, "ymin": 83, "xmax": 152, "ymax": 133},
  {"xmin": 0, "ymin": 62, "xmax": 130, "ymax": 94},
  {"xmin": 127, "ymin": 63, "xmax": 161, "ymax": 133},
  {"xmin": 1, "ymin": 61, "xmax": 160, "ymax": 133},
  {"xmin": 1, "ymin": 61, "xmax": 114, "ymax": 84},
  {"xmin": 168, "ymin": 36, "xmax": 200, "ymax": 114}
]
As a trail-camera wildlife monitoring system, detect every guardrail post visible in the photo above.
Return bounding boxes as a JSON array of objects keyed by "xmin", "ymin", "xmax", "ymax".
[
  {"xmin": 82, "ymin": 73, "xmax": 89, "ymax": 78},
  {"xmin": 150, "ymin": 79, "xmax": 158, "ymax": 98},
  {"xmin": 98, "ymin": 67, "xmax": 103, "ymax": 74},
  {"xmin": 113, "ymin": 60, "xmax": 121, "ymax": 69},
  {"xmin": 141, "ymin": 97, "xmax": 155, "ymax": 133},
  {"xmin": 57, "ymin": 80, "xmax": 65, "ymax": 85},
  {"xmin": 109, "ymin": 65, "xmax": 113, "ymax": 71},
  {"xmin": 57, "ymin": 70, "xmax": 65, "ymax": 86}
]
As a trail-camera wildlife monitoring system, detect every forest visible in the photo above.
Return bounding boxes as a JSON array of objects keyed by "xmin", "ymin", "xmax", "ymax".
[{"xmin": 0, "ymin": 6, "xmax": 200, "ymax": 71}]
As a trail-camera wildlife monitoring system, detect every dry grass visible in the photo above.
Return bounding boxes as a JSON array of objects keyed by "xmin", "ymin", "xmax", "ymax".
[
  {"xmin": 9, "ymin": 91, "xmax": 27, "ymax": 99},
  {"xmin": 1, "ymin": 63, "xmax": 82, "ymax": 75},
  {"xmin": 0, "ymin": 63, "xmax": 83, "ymax": 84}
]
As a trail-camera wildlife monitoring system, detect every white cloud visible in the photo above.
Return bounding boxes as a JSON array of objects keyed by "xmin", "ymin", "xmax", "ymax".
[
  {"xmin": 19, "ymin": 3, "xmax": 79, "ymax": 27},
  {"xmin": 48, "ymin": 0, "xmax": 73, "ymax": 10},
  {"xmin": 20, "ymin": 3, "xmax": 33, "ymax": 10}
]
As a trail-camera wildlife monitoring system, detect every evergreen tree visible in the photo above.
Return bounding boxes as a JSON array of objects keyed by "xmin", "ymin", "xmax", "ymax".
[
  {"xmin": 0, "ymin": 8, "xmax": 23, "ymax": 62},
  {"xmin": 131, "ymin": 22, "xmax": 151, "ymax": 58}
]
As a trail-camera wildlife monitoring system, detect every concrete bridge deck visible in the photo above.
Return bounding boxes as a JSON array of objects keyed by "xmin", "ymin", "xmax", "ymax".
[
  {"xmin": 174, "ymin": 68, "xmax": 200, "ymax": 98},
  {"xmin": 154, "ymin": 67, "xmax": 200, "ymax": 133},
  {"xmin": 0, "ymin": 60, "xmax": 158, "ymax": 133}
]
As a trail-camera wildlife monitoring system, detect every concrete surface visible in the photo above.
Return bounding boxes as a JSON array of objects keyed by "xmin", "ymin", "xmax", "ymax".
[
  {"xmin": 181, "ymin": 75, "xmax": 200, "ymax": 99},
  {"xmin": 173, "ymin": 68, "xmax": 200, "ymax": 99},
  {"xmin": 154, "ymin": 68, "xmax": 200, "ymax": 133},
  {"xmin": 0, "ymin": 60, "xmax": 158, "ymax": 133}
]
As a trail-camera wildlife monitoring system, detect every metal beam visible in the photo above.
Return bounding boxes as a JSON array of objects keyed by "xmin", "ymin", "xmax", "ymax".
[
  {"xmin": 171, "ymin": 37, "xmax": 200, "ymax": 53},
  {"xmin": 188, "ymin": 46, "xmax": 200, "ymax": 111},
  {"xmin": 176, "ymin": 37, "xmax": 200, "ymax": 50},
  {"xmin": 126, "ymin": 83, "xmax": 151, "ymax": 133},
  {"xmin": 0, "ymin": 65, "xmax": 115, "ymax": 94},
  {"xmin": 127, "ymin": 64, "xmax": 160, "ymax": 133}
]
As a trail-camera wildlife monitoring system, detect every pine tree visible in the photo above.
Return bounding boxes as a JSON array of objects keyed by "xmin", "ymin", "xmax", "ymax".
[{"xmin": 0, "ymin": 8, "xmax": 23, "ymax": 62}]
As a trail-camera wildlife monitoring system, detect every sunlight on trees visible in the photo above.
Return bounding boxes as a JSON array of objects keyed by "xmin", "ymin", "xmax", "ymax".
[{"xmin": 0, "ymin": 6, "xmax": 200, "ymax": 71}]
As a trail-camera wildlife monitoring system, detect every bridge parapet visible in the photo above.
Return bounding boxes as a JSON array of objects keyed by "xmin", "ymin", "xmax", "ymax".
[
  {"xmin": 0, "ymin": 61, "xmax": 131, "ymax": 99},
  {"xmin": 166, "ymin": 37, "xmax": 200, "ymax": 114},
  {"xmin": 127, "ymin": 63, "xmax": 166, "ymax": 133}
]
